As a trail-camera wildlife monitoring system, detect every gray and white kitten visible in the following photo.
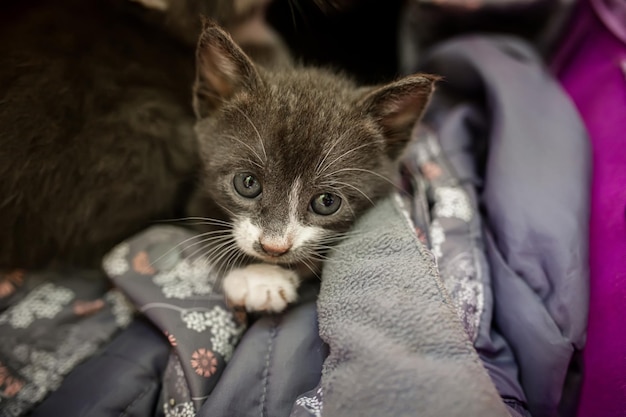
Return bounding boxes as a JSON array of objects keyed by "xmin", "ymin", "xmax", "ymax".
[{"xmin": 189, "ymin": 21, "xmax": 436, "ymax": 313}]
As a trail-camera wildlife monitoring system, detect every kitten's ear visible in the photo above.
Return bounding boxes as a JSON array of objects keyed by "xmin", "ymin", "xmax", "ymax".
[
  {"xmin": 193, "ymin": 18, "xmax": 261, "ymax": 118},
  {"xmin": 359, "ymin": 74, "xmax": 439, "ymax": 159}
]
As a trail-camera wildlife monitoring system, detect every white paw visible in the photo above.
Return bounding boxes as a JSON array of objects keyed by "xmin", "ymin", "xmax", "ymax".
[{"xmin": 222, "ymin": 264, "xmax": 299, "ymax": 313}]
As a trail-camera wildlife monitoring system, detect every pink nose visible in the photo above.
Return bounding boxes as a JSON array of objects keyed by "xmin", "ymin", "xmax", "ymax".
[{"xmin": 260, "ymin": 242, "xmax": 291, "ymax": 257}]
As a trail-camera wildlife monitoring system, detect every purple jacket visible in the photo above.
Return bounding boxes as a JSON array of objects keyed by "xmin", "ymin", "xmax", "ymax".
[{"xmin": 552, "ymin": 1, "xmax": 626, "ymax": 415}]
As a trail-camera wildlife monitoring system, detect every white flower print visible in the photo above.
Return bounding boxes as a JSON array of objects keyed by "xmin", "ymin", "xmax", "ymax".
[
  {"xmin": 14, "ymin": 337, "xmax": 102, "ymax": 408},
  {"xmin": 0, "ymin": 284, "xmax": 74, "ymax": 328},
  {"xmin": 164, "ymin": 401, "xmax": 195, "ymax": 417},
  {"xmin": 181, "ymin": 311, "xmax": 207, "ymax": 332},
  {"xmin": 433, "ymin": 187, "xmax": 473, "ymax": 222},
  {"xmin": 181, "ymin": 306, "xmax": 245, "ymax": 361},
  {"xmin": 211, "ymin": 327, "xmax": 236, "ymax": 362},
  {"xmin": 103, "ymin": 243, "xmax": 130, "ymax": 277},
  {"xmin": 153, "ymin": 257, "xmax": 215, "ymax": 299},
  {"xmin": 295, "ymin": 387, "xmax": 323, "ymax": 417}
]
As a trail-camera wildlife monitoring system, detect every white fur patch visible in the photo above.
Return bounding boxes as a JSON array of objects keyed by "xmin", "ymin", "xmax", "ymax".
[
  {"xmin": 290, "ymin": 224, "xmax": 324, "ymax": 249},
  {"xmin": 288, "ymin": 177, "xmax": 303, "ymax": 222},
  {"xmin": 233, "ymin": 218, "xmax": 262, "ymax": 258},
  {"xmin": 222, "ymin": 264, "xmax": 299, "ymax": 312},
  {"xmin": 286, "ymin": 178, "xmax": 325, "ymax": 249}
]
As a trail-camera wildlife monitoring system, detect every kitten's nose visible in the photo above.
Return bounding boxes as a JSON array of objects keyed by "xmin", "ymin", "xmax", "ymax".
[{"xmin": 259, "ymin": 240, "xmax": 291, "ymax": 257}]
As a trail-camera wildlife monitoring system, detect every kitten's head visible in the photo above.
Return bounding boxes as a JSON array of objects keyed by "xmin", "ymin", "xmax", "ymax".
[{"xmin": 193, "ymin": 20, "xmax": 437, "ymax": 265}]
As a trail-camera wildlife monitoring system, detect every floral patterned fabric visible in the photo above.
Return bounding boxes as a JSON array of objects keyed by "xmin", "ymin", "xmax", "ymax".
[
  {"xmin": 0, "ymin": 269, "xmax": 133, "ymax": 417},
  {"xmin": 413, "ymin": 35, "xmax": 590, "ymax": 417},
  {"xmin": 403, "ymin": 126, "xmax": 486, "ymax": 342},
  {"xmin": 102, "ymin": 226, "xmax": 247, "ymax": 417}
]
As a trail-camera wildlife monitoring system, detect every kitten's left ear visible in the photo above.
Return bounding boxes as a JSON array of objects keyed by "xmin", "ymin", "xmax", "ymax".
[
  {"xmin": 193, "ymin": 18, "xmax": 261, "ymax": 118},
  {"xmin": 359, "ymin": 74, "xmax": 439, "ymax": 159}
]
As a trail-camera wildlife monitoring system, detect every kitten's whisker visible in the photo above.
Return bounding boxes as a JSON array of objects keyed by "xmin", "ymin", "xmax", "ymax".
[
  {"xmin": 230, "ymin": 252, "xmax": 246, "ymax": 276},
  {"xmin": 332, "ymin": 189, "xmax": 356, "ymax": 220},
  {"xmin": 323, "ymin": 167, "xmax": 403, "ymax": 192},
  {"xmin": 236, "ymin": 252, "xmax": 247, "ymax": 269},
  {"xmin": 300, "ymin": 257, "xmax": 321, "ymax": 281},
  {"xmin": 308, "ymin": 255, "xmax": 351, "ymax": 265},
  {"xmin": 232, "ymin": 106, "xmax": 267, "ymax": 162},
  {"xmin": 230, "ymin": 250, "xmax": 246, "ymax": 274},
  {"xmin": 331, "ymin": 181, "xmax": 374, "ymax": 206},
  {"xmin": 211, "ymin": 243, "xmax": 240, "ymax": 277},
  {"xmin": 307, "ymin": 246, "xmax": 366, "ymax": 263},
  {"xmin": 214, "ymin": 249, "xmax": 240, "ymax": 287},
  {"xmin": 215, "ymin": 202, "xmax": 238, "ymax": 218},
  {"xmin": 199, "ymin": 236, "xmax": 234, "ymax": 265},
  {"xmin": 149, "ymin": 229, "xmax": 230, "ymax": 266},
  {"xmin": 186, "ymin": 236, "xmax": 234, "ymax": 262},
  {"xmin": 321, "ymin": 142, "xmax": 376, "ymax": 174},
  {"xmin": 318, "ymin": 230, "xmax": 374, "ymax": 241},
  {"xmin": 223, "ymin": 134, "xmax": 264, "ymax": 167},
  {"xmin": 342, "ymin": 196, "xmax": 356, "ymax": 219},
  {"xmin": 308, "ymin": 246, "xmax": 349, "ymax": 258},
  {"xmin": 188, "ymin": 242, "xmax": 230, "ymax": 270},
  {"xmin": 157, "ymin": 216, "xmax": 234, "ymax": 228},
  {"xmin": 217, "ymin": 245, "xmax": 239, "ymax": 279},
  {"xmin": 315, "ymin": 125, "xmax": 360, "ymax": 176},
  {"xmin": 308, "ymin": 253, "xmax": 336, "ymax": 263},
  {"xmin": 222, "ymin": 245, "xmax": 242, "ymax": 276},
  {"xmin": 165, "ymin": 221, "xmax": 227, "ymax": 227},
  {"xmin": 179, "ymin": 233, "xmax": 232, "ymax": 253},
  {"xmin": 246, "ymin": 158, "xmax": 263, "ymax": 169},
  {"xmin": 202, "ymin": 244, "xmax": 235, "ymax": 275}
]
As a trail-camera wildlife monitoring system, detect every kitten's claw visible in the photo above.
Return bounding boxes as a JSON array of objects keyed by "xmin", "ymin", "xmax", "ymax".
[{"xmin": 222, "ymin": 264, "xmax": 299, "ymax": 313}]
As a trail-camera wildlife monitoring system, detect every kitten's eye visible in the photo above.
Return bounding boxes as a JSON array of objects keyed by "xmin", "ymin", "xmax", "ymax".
[
  {"xmin": 310, "ymin": 193, "xmax": 341, "ymax": 215},
  {"xmin": 233, "ymin": 173, "xmax": 262, "ymax": 198}
]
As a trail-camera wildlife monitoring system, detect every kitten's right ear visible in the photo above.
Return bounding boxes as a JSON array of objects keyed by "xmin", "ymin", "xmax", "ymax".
[
  {"xmin": 193, "ymin": 18, "xmax": 261, "ymax": 118},
  {"xmin": 359, "ymin": 74, "xmax": 439, "ymax": 159}
]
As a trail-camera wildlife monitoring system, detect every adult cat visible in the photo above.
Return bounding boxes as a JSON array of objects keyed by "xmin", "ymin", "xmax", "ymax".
[
  {"xmin": 0, "ymin": 0, "xmax": 280, "ymax": 269},
  {"xmin": 188, "ymin": 21, "xmax": 437, "ymax": 313}
]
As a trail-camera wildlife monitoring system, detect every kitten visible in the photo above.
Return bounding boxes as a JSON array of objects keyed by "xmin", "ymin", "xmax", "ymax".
[{"xmin": 188, "ymin": 21, "xmax": 437, "ymax": 313}]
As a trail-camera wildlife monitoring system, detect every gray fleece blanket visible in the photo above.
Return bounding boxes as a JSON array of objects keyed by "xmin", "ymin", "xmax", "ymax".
[{"xmin": 306, "ymin": 195, "xmax": 508, "ymax": 417}]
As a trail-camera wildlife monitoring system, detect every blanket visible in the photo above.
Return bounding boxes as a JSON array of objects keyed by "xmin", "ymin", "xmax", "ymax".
[
  {"xmin": 1, "ymin": 194, "xmax": 509, "ymax": 417},
  {"xmin": 301, "ymin": 196, "xmax": 509, "ymax": 417}
]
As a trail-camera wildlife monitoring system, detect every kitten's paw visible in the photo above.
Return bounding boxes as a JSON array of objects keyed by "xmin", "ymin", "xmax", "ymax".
[{"xmin": 222, "ymin": 264, "xmax": 299, "ymax": 313}]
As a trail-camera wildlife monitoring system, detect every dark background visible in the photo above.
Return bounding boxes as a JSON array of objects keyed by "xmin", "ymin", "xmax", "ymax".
[{"xmin": 267, "ymin": 0, "xmax": 405, "ymax": 85}]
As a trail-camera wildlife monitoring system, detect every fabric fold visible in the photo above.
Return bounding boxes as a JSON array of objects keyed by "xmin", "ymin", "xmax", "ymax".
[{"xmin": 417, "ymin": 35, "xmax": 591, "ymax": 417}]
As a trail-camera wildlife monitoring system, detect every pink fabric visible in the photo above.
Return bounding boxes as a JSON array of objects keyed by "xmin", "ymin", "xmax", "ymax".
[{"xmin": 553, "ymin": 1, "xmax": 626, "ymax": 415}]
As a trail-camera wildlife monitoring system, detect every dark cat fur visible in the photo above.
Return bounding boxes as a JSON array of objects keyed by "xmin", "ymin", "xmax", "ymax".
[
  {"xmin": 0, "ymin": 0, "xmax": 274, "ymax": 269},
  {"xmin": 187, "ymin": 21, "xmax": 437, "ymax": 311}
]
